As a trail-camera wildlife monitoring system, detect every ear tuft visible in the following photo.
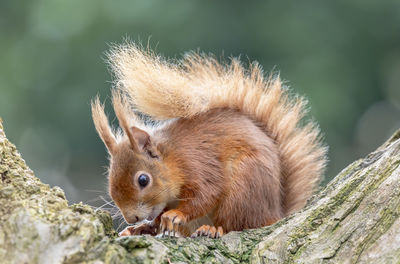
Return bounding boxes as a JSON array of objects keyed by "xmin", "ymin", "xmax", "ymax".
[
  {"xmin": 91, "ymin": 96, "xmax": 117, "ymax": 153},
  {"xmin": 112, "ymin": 90, "xmax": 151, "ymax": 151}
]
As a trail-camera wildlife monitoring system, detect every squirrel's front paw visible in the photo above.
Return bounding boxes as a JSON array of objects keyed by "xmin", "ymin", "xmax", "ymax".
[
  {"xmin": 119, "ymin": 223, "xmax": 158, "ymax": 236},
  {"xmin": 160, "ymin": 209, "xmax": 187, "ymax": 237},
  {"xmin": 191, "ymin": 225, "xmax": 224, "ymax": 239}
]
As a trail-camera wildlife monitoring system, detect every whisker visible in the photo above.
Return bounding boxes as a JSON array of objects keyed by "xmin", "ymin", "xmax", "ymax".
[
  {"xmin": 99, "ymin": 195, "xmax": 117, "ymax": 206},
  {"xmin": 143, "ymin": 185, "xmax": 180, "ymax": 204},
  {"xmin": 116, "ymin": 217, "xmax": 127, "ymax": 232},
  {"xmin": 95, "ymin": 196, "xmax": 119, "ymax": 213},
  {"xmin": 85, "ymin": 189, "xmax": 106, "ymax": 193},
  {"xmin": 173, "ymin": 197, "xmax": 193, "ymax": 202},
  {"xmin": 85, "ymin": 197, "xmax": 105, "ymax": 204},
  {"xmin": 112, "ymin": 211, "xmax": 122, "ymax": 219}
]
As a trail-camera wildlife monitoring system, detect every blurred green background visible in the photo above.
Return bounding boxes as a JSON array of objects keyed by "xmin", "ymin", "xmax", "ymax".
[{"xmin": 1, "ymin": 0, "xmax": 400, "ymax": 209}]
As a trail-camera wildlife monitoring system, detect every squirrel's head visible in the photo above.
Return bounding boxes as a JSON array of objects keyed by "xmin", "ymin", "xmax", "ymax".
[{"xmin": 91, "ymin": 92, "xmax": 180, "ymax": 224}]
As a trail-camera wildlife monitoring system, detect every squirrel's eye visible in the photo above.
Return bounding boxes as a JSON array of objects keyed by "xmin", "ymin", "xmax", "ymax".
[{"xmin": 138, "ymin": 174, "xmax": 150, "ymax": 188}]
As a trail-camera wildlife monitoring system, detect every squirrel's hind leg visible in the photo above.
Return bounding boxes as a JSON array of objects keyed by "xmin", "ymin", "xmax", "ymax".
[{"xmin": 214, "ymin": 153, "xmax": 283, "ymax": 232}]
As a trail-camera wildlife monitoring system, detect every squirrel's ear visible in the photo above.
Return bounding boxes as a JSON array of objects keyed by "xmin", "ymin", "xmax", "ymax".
[
  {"xmin": 112, "ymin": 90, "xmax": 150, "ymax": 151},
  {"xmin": 91, "ymin": 97, "xmax": 117, "ymax": 153},
  {"xmin": 130, "ymin": 127, "xmax": 150, "ymax": 150}
]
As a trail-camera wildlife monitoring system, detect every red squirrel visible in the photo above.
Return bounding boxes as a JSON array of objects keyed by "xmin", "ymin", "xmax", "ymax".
[{"xmin": 91, "ymin": 43, "xmax": 327, "ymax": 238}]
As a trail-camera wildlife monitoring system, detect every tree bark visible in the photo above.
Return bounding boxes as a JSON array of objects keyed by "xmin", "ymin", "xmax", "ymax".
[{"xmin": 0, "ymin": 119, "xmax": 399, "ymax": 264}]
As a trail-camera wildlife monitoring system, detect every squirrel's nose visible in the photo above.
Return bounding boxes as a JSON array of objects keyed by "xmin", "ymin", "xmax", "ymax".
[
  {"xmin": 129, "ymin": 215, "xmax": 139, "ymax": 223},
  {"xmin": 124, "ymin": 214, "xmax": 140, "ymax": 224}
]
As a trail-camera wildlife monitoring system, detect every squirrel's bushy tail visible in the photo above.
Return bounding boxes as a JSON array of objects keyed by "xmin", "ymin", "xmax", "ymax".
[{"xmin": 108, "ymin": 43, "xmax": 327, "ymax": 215}]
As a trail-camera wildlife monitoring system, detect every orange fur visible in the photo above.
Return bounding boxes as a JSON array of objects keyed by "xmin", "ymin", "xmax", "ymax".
[{"xmin": 92, "ymin": 43, "xmax": 327, "ymax": 237}]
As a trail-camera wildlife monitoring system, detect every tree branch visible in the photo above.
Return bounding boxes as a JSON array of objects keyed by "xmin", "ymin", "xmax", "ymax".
[{"xmin": 1, "ymin": 119, "xmax": 399, "ymax": 263}]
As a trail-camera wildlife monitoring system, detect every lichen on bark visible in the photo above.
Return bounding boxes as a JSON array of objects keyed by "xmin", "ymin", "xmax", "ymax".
[{"xmin": 0, "ymin": 118, "xmax": 399, "ymax": 264}]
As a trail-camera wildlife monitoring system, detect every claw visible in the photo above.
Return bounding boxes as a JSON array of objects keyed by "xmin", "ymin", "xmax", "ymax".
[
  {"xmin": 217, "ymin": 226, "xmax": 224, "ymax": 238},
  {"xmin": 160, "ymin": 209, "xmax": 187, "ymax": 238},
  {"xmin": 191, "ymin": 225, "xmax": 224, "ymax": 239},
  {"xmin": 208, "ymin": 226, "xmax": 216, "ymax": 238}
]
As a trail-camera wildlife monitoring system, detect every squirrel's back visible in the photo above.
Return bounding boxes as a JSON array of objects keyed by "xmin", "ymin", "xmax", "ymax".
[
  {"xmin": 108, "ymin": 43, "xmax": 327, "ymax": 215},
  {"xmin": 158, "ymin": 107, "xmax": 283, "ymax": 230}
]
